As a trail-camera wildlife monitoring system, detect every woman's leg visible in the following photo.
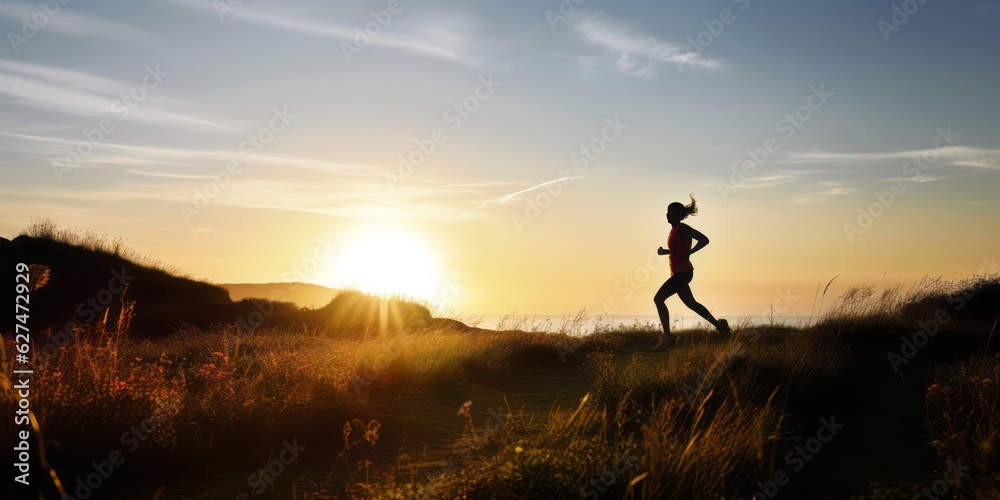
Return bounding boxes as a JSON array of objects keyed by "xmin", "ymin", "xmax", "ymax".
[
  {"xmin": 676, "ymin": 273, "xmax": 729, "ymax": 334},
  {"xmin": 653, "ymin": 276, "xmax": 683, "ymax": 350},
  {"xmin": 677, "ymin": 285, "xmax": 719, "ymax": 328}
]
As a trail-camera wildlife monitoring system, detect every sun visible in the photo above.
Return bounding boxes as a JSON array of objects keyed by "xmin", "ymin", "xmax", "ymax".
[{"xmin": 321, "ymin": 226, "xmax": 443, "ymax": 302}]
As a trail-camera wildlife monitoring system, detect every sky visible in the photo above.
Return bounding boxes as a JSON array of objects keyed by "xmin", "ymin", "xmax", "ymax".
[{"xmin": 1, "ymin": 0, "xmax": 998, "ymax": 318}]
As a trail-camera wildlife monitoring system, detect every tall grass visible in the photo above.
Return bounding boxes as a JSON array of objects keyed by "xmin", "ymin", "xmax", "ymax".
[
  {"xmin": 925, "ymin": 351, "xmax": 1000, "ymax": 498},
  {"xmin": 20, "ymin": 217, "xmax": 193, "ymax": 278},
  {"xmin": 357, "ymin": 326, "xmax": 839, "ymax": 499},
  {"xmin": 2, "ymin": 277, "xmax": 997, "ymax": 498}
]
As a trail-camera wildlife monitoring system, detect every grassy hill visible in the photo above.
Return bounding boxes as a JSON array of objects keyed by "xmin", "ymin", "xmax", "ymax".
[
  {"xmin": 220, "ymin": 282, "xmax": 339, "ymax": 310},
  {"xmin": 1, "ymin": 223, "xmax": 998, "ymax": 499},
  {"xmin": 0, "ymin": 221, "xmax": 449, "ymax": 339}
]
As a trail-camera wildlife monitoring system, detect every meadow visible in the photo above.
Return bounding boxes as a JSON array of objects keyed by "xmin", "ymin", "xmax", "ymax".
[{"xmin": 1, "ymin": 229, "xmax": 998, "ymax": 499}]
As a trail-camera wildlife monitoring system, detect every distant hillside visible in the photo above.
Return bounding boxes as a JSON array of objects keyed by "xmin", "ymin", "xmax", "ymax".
[
  {"xmin": 0, "ymin": 225, "xmax": 471, "ymax": 338},
  {"xmin": 220, "ymin": 282, "xmax": 338, "ymax": 309}
]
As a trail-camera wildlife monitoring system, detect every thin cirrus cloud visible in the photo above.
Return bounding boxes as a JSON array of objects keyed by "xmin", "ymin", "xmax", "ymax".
[
  {"xmin": 0, "ymin": 137, "xmax": 480, "ymax": 223},
  {"xmin": 0, "ymin": 60, "xmax": 230, "ymax": 131},
  {"xmin": 715, "ymin": 169, "xmax": 812, "ymax": 190},
  {"xmin": 783, "ymin": 146, "xmax": 1000, "ymax": 183},
  {"xmin": 0, "ymin": 130, "xmax": 377, "ymax": 177},
  {"xmin": 475, "ymin": 170, "xmax": 616, "ymax": 209},
  {"xmin": 571, "ymin": 11, "xmax": 723, "ymax": 79},
  {"xmin": 209, "ymin": 178, "xmax": 479, "ymax": 222},
  {"xmin": 185, "ymin": 219, "xmax": 233, "ymax": 238},
  {"xmin": 0, "ymin": 3, "xmax": 159, "ymax": 49},
  {"xmin": 794, "ymin": 185, "xmax": 858, "ymax": 205},
  {"xmin": 785, "ymin": 146, "xmax": 1000, "ymax": 167},
  {"xmin": 163, "ymin": 0, "xmax": 477, "ymax": 67},
  {"xmin": 0, "ymin": 178, "xmax": 432, "ymax": 218}
]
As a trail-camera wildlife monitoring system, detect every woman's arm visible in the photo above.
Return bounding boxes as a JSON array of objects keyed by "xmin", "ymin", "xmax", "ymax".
[{"xmin": 687, "ymin": 225, "xmax": 710, "ymax": 254}]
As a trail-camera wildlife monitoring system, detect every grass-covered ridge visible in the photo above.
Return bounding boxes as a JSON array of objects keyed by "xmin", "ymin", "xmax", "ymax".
[{"xmin": 0, "ymin": 222, "xmax": 997, "ymax": 498}]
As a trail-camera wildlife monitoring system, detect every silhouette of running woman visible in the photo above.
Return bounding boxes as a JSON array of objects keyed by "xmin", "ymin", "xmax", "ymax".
[{"xmin": 652, "ymin": 194, "xmax": 730, "ymax": 351}]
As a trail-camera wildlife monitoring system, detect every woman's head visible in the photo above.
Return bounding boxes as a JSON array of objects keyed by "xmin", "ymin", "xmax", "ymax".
[{"xmin": 666, "ymin": 193, "xmax": 698, "ymax": 224}]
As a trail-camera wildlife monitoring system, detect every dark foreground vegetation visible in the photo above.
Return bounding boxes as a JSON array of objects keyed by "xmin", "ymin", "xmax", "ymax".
[{"xmin": 1, "ymin": 223, "xmax": 998, "ymax": 499}]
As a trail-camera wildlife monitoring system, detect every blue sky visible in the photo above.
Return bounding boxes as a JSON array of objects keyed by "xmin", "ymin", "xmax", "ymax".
[{"xmin": 2, "ymin": 0, "xmax": 998, "ymax": 315}]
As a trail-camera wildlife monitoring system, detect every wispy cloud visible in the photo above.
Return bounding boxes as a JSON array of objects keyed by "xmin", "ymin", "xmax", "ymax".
[
  {"xmin": 476, "ymin": 171, "xmax": 607, "ymax": 208},
  {"xmin": 163, "ymin": 0, "xmax": 477, "ymax": 66},
  {"xmin": 879, "ymin": 174, "xmax": 952, "ymax": 184},
  {"xmin": 952, "ymin": 158, "xmax": 1000, "ymax": 170},
  {"xmin": 124, "ymin": 169, "xmax": 211, "ymax": 180},
  {"xmin": 785, "ymin": 146, "xmax": 1000, "ymax": 185},
  {"xmin": 0, "ymin": 3, "xmax": 159, "ymax": 48},
  {"xmin": 0, "ymin": 131, "xmax": 375, "ymax": 176},
  {"xmin": 202, "ymin": 178, "xmax": 480, "ymax": 222},
  {"xmin": 0, "ymin": 60, "xmax": 229, "ymax": 130},
  {"xmin": 720, "ymin": 169, "xmax": 828, "ymax": 190},
  {"xmin": 0, "ymin": 153, "xmax": 481, "ymax": 223},
  {"xmin": 785, "ymin": 146, "xmax": 1000, "ymax": 167},
  {"xmin": 571, "ymin": 12, "xmax": 722, "ymax": 79},
  {"xmin": 185, "ymin": 219, "xmax": 232, "ymax": 238},
  {"xmin": 794, "ymin": 185, "xmax": 857, "ymax": 204}
]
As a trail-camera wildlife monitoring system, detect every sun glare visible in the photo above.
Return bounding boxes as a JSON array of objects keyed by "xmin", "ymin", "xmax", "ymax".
[{"xmin": 322, "ymin": 226, "xmax": 443, "ymax": 301}]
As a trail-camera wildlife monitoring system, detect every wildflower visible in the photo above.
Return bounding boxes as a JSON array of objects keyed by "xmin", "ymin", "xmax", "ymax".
[
  {"xmin": 363, "ymin": 420, "xmax": 381, "ymax": 445},
  {"xmin": 109, "ymin": 379, "xmax": 129, "ymax": 396},
  {"xmin": 457, "ymin": 400, "xmax": 472, "ymax": 417}
]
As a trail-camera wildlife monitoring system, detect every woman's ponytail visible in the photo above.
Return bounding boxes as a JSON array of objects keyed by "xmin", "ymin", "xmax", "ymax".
[{"xmin": 684, "ymin": 193, "xmax": 698, "ymax": 218}]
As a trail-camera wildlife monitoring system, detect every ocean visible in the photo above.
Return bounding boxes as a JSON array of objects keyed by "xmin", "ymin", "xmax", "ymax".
[{"xmin": 455, "ymin": 314, "xmax": 819, "ymax": 334}]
